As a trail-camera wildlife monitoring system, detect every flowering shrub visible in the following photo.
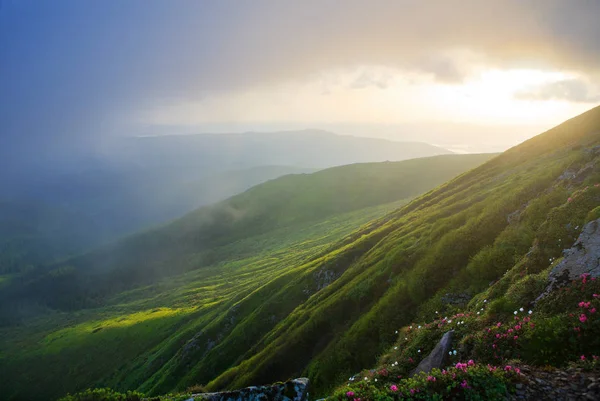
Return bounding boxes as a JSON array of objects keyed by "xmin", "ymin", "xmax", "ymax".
[
  {"xmin": 571, "ymin": 354, "xmax": 600, "ymax": 371},
  {"xmin": 331, "ymin": 362, "xmax": 519, "ymax": 401},
  {"xmin": 57, "ymin": 388, "xmax": 187, "ymax": 401},
  {"xmin": 58, "ymin": 388, "xmax": 148, "ymax": 401}
]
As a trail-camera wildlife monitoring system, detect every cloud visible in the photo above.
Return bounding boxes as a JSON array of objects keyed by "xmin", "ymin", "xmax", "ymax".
[
  {"xmin": 1, "ymin": 0, "xmax": 600, "ymax": 156},
  {"xmin": 516, "ymin": 79, "xmax": 600, "ymax": 103},
  {"xmin": 414, "ymin": 55, "xmax": 466, "ymax": 83},
  {"xmin": 350, "ymin": 70, "xmax": 394, "ymax": 89}
]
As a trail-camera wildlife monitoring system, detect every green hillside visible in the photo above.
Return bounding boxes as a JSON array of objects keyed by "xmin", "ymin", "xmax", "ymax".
[
  {"xmin": 4, "ymin": 101, "xmax": 600, "ymax": 401},
  {"xmin": 0, "ymin": 165, "xmax": 315, "ymax": 276},
  {"xmin": 0, "ymin": 153, "xmax": 492, "ymax": 401},
  {"xmin": 201, "ymin": 105, "xmax": 600, "ymax": 397}
]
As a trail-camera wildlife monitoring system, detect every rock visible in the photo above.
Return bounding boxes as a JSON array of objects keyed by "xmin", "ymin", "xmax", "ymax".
[
  {"xmin": 410, "ymin": 330, "xmax": 454, "ymax": 377},
  {"xmin": 441, "ymin": 293, "xmax": 471, "ymax": 306},
  {"xmin": 536, "ymin": 218, "xmax": 600, "ymax": 302},
  {"xmin": 192, "ymin": 378, "xmax": 309, "ymax": 401}
]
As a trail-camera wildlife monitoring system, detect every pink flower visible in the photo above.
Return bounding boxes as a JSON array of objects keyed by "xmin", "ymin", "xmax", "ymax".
[
  {"xmin": 581, "ymin": 355, "xmax": 586, "ymax": 361},
  {"xmin": 568, "ymin": 197, "xmax": 573, "ymax": 202},
  {"xmin": 593, "ymin": 294, "xmax": 599, "ymax": 298},
  {"xmin": 468, "ymin": 359, "xmax": 475, "ymax": 367},
  {"xmin": 514, "ymin": 325, "xmax": 521, "ymax": 330},
  {"xmin": 514, "ymin": 336, "xmax": 519, "ymax": 340},
  {"xmin": 590, "ymin": 308, "xmax": 596, "ymax": 314},
  {"xmin": 492, "ymin": 344, "xmax": 497, "ymax": 349},
  {"xmin": 515, "ymin": 368, "xmax": 521, "ymax": 374},
  {"xmin": 496, "ymin": 322, "xmax": 502, "ymax": 327},
  {"xmin": 580, "ymin": 314, "xmax": 588, "ymax": 323},
  {"xmin": 390, "ymin": 385, "xmax": 398, "ymax": 392},
  {"xmin": 346, "ymin": 391, "xmax": 355, "ymax": 398},
  {"xmin": 574, "ymin": 327, "xmax": 581, "ymax": 332},
  {"xmin": 579, "ymin": 301, "xmax": 586, "ymax": 308},
  {"xmin": 593, "ymin": 356, "xmax": 599, "ymax": 361},
  {"xmin": 508, "ymin": 328, "xmax": 514, "ymax": 333},
  {"xmin": 504, "ymin": 365, "xmax": 512, "ymax": 371},
  {"xmin": 496, "ymin": 334, "xmax": 501, "ymax": 339},
  {"xmin": 455, "ymin": 362, "xmax": 468, "ymax": 372},
  {"xmin": 410, "ymin": 389, "xmax": 416, "ymax": 395},
  {"xmin": 460, "ymin": 380, "xmax": 469, "ymax": 389},
  {"xmin": 441, "ymin": 369, "xmax": 447, "ymax": 375},
  {"xmin": 427, "ymin": 375, "xmax": 436, "ymax": 382}
]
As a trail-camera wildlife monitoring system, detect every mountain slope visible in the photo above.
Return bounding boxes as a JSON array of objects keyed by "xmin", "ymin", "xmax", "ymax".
[
  {"xmin": 0, "ymin": 165, "xmax": 315, "ymax": 276},
  {"xmin": 1, "ymin": 129, "xmax": 450, "ymax": 276},
  {"xmin": 0, "ymin": 153, "xmax": 491, "ymax": 401},
  {"xmin": 198, "ymin": 105, "xmax": 600, "ymax": 397}
]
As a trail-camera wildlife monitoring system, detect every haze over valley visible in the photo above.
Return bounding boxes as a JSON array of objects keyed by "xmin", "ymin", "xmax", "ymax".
[{"xmin": 1, "ymin": 1, "xmax": 600, "ymax": 401}]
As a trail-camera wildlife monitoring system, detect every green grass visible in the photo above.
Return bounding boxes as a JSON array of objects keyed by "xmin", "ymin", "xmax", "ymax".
[
  {"xmin": 3, "ymin": 104, "xmax": 600, "ymax": 401},
  {"xmin": 0, "ymin": 153, "xmax": 492, "ymax": 401}
]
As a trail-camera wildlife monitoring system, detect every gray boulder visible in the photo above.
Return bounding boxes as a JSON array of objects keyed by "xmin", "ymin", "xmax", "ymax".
[
  {"xmin": 191, "ymin": 378, "xmax": 309, "ymax": 401},
  {"xmin": 411, "ymin": 330, "xmax": 454, "ymax": 377},
  {"xmin": 537, "ymin": 218, "xmax": 600, "ymax": 302}
]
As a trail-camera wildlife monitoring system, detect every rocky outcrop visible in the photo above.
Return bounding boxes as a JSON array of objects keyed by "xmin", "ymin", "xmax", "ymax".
[
  {"xmin": 441, "ymin": 293, "xmax": 471, "ymax": 306},
  {"xmin": 508, "ymin": 365, "xmax": 600, "ymax": 400},
  {"xmin": 537, "ymin": 218, "xmax": 600, "ymax": 301},
  {"xmin": 410, "ymin": 330, "xmax": 454, "ymax": 377},
  {"xmin": 190, "ymin": 378, "xmax": 309, "ymax": 401}
]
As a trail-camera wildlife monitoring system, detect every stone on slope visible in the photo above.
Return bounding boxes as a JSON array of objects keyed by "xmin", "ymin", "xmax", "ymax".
[
  {"xmin": 190, "ymin": 378, "xmax": 309, "ymax": 401},
  {"xmin": 537, "ymin": 218, "xmax": 600, "ymax": 302},
  {"xmin": 410, "ymin": 330, "xmax": 454, "ymax": 377}
]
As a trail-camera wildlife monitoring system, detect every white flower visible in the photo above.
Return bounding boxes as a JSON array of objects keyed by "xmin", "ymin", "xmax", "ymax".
[
  {"xmin": 448, "ymin": 320, "xmax": 452, "ymax": 323},
  {"xmin": 448, "ymin": 351, "xmax": 452, "ymax": 355},
  {"xmin": 375, "ymin": 379, "xmax": 378, "ymax": 382},
  {"xmin": 519, "ymin": 307, "xmax": 524, "ymax": 312},
  {"xmin": 395, "ymin": 330, "xmax": 398, "ymax": 334},
  {"xmin": 405, "ymin": 337, "xmax": 408, "ymax": 340},
  {"xmin": 514, "ymin": 311, "xmax": 518, "ymax": 315},
  {"xmin": 453, "ymin": 350, "xmax": 457, "ymax": 355},
  {"xmin": 484, "ymin": 299, "xmax": 487, "ymax": 303},
  {"xmin": 364, "ymin": 377, "xmax": 368, "ymax": 381},
  {"xmin": 461, "ymin": 321, "xmax": 465, "ymax": 324},
  {"xmin": 394, "ymin": 346, "xmax": 398, "ymax": 350},
  {"xmin": 481, "ymin": 308, "xmax": 484, "ymax": 311},
  {"xmin": 418, "ymin": 349, "xmax": 421, "ymax": 353},
  {"xmin": 435, "ymin": 311, "xmax": 438, "ymax": 314},
  {"xmin": 477, "ymin": 312, "xmax": 480, "ymax": 315},
  {"xmin": 410, "ymin": 326, "xmax": 413, "ymax": 329},
  {"xmin": 418, "ymin": 325, "xmax": 421, "ymax": 329},
  {"xmin": 528, "ymin": 310, "xmax": 532, "ymax": 315}
]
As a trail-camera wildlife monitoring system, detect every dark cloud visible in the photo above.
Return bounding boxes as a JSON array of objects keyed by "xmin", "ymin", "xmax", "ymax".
[{"xmin": 516, "ymin": 79, "xmax": 600, "ymax": 103}]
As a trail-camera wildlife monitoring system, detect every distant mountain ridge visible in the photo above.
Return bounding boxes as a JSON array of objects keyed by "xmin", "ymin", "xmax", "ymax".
[{"xmin": 110, "ymin": 129, "xmax": 452, "ymax": 171}]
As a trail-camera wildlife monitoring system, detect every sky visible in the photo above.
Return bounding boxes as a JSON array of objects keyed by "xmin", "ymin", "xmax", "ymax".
[{"xmin": 1, "ymin": 0, "xmax": 600, "ymax": 155}]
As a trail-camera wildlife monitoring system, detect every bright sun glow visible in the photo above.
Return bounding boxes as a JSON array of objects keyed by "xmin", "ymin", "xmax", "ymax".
[{"xmin": 425, "ymin": 69, "xmax": 583, "ymax": 125}]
